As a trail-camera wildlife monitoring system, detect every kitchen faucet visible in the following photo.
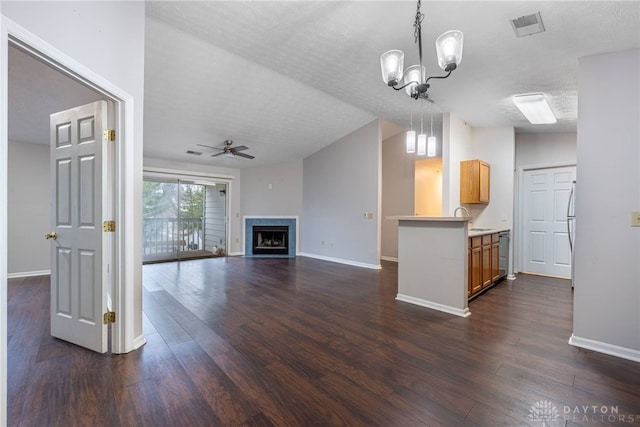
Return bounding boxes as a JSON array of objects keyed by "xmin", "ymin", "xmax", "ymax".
[
  {"xmin": 454, "ymin": 206, "xmax": 470, "ymax": 218},
  {"xmin": 454, "ymin": 206, "xmax": 472, "ymax": 226}
]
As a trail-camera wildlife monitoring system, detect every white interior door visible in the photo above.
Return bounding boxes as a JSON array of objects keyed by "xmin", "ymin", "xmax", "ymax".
[
  {"xmin": 49, "ymin": 100, "xmax": 112, "ymax": 353},
  {"xmin": 522, "ymin": 166, "xmax": 576, "ymax": 278}
]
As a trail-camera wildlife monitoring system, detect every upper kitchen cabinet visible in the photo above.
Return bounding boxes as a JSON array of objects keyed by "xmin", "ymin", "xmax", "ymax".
[{"xmin": 460, "ymin": 159, "xmax": 490, "ymax": 204}]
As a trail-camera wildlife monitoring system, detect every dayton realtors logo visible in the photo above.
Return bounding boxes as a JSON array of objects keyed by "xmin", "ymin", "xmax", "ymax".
[
  {"xmin": 529, "ymin": 401, "xmax": 561, "ymax": 426},
  {"xmin": 529, "ymin": 400, "xmax": 639, "ymax": 425}
]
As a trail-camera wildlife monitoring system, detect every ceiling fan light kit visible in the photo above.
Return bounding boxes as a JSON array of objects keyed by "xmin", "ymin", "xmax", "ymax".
[{"xmin": 380, "ymin": 0, "xmax": 463, "ymax": 157}]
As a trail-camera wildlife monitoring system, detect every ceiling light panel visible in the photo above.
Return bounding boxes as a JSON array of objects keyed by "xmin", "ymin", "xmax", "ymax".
[{"xmin": 513, "ymin": 93, "xmax": 557, "ymax": 124}]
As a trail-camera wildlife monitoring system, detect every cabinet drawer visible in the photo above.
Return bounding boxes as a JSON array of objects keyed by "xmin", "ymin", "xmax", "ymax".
[
  {"xmin": 492, "ymin": 233, "xmax": 499, "ymax": 243},
  {"xmin": 470, "ymin": 236, "xmax": 482, "ymax": 248},
  {"xmin": 481, "ymin": 234, "xmax": 492, "ymax": 245}
]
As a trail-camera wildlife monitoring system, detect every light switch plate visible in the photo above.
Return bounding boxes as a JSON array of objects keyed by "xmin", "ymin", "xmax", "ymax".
[{"xmin": 631, "ymin": 211, "xmax": 640, "ymax": 227}]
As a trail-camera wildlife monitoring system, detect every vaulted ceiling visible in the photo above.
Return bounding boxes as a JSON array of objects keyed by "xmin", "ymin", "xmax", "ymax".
[{"xmin": 8, "ymin": 1, "xmax": 640, "ymax": 169}]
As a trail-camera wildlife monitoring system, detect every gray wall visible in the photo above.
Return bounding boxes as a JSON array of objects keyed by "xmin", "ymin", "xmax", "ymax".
[
  {"xmin": 8, "ymin": 141, "xmax": 50, "ymax": 275},
  {"xmin": 302, "ymin": 120, "xmax": 381, "ymax": 268},
  {"xmin": 240, "ymin": 160, "xmax": 303, "ymax": 217},
  {"xmin": 573, "ymin": 49, "xmax": 640, "ymax": 356},
  {"xmin": 381, "ymin": 131, "xmax": 415, "ymax": 261}
]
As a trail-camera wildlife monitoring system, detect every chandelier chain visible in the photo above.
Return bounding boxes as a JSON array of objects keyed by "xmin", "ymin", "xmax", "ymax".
[{"xmin": 413, "ymin": 0, "xmax": 424, "ymax": 44}]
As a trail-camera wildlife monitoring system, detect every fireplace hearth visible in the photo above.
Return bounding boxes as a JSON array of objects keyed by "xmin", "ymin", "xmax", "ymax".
[{"xmin": 252, "ymin": 226, "xmax": 289, "ymax": 255}]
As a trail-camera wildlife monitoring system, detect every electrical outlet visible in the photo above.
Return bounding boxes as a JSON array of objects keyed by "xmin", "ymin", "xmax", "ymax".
[
  {"xmin": 631, "ymin": 211, "xmax": 640, "ymax": 227},
  {"xmin": 367, "ymin": 212, "xmax": 374, "ymax": 219},
  {"xmin": 500, "ymin": 215, "xmax": 508, "ymax": 221}
]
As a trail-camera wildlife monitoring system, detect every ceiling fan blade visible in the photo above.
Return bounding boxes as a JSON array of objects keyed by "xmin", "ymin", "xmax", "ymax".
[
  {"xmin": 197, "ymin": 143, "xmax": 223, "ymax": 151},
  {"xmin": 211, "ymin": 151, "xmax": 226, "ymax": 157},
  {"xmin": 230, "ymin": 145, "xmax": 249, "ymax": 152},
  {"xmin": 234, "ymin": 152, "xmax": 255, "ymax": 159}
]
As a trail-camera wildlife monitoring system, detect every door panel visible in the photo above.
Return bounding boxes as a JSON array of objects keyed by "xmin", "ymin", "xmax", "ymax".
[
  {"xmin": 523, "ymin": 166, "xmax": 576, "ymax": 278},
  {"xmin": 50, "ymin": 100, "xmax": 109, "ymax": 353}
]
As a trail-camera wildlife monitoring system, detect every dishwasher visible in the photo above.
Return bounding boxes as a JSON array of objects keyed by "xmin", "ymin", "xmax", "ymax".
[{"xmin": 498, "ymin": 230, "xmax": 510, "ymax": 280}]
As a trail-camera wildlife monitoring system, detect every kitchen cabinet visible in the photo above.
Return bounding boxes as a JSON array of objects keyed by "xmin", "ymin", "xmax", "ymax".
[
  {"xmin": 460, "ymin": 159, "xmax": 490, "ymax": 204},
  {"xmin": 468, "ymin": 232, "xmax": 500, "ymax": 298}
]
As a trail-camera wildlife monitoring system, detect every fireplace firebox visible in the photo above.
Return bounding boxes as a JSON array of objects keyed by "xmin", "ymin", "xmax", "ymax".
[{"xmin": 252, "ymin": 226, "xmax": 289, "ymax": 255}]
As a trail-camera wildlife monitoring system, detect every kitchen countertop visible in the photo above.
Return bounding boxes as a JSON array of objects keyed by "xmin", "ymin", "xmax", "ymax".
[{"xmin": 468, "ymin": 227, "xmax": 510, "ymax": 237}]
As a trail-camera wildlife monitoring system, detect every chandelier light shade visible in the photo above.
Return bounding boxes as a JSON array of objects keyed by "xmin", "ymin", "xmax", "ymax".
[
  {"xmin": 512, "ymin": 93, "xmax": 557, "ymax": 124},
  {"xmin": 427, "ymin": 136, "xmax": 436, "ymax": 157},
  {"xmin": 379, "ymin": 0, "xmax": 464, "ymax": 101},
  {"xmin": 380, "ymin": 50, "xmax": 405, "ymax": 86},
  {"xmin": 435, "ymin": 30, "xmax": 464, "ymax": 72},
  {"xmin": 404, "ymin": 65, "xmax": 425, "ymax": 96},
  {"xmin": 406, "ymin": 130, "xmax": 416, "ymax": 153},
  {"xmin": 417, "ymin": 134, "xmax": 427, "ymax": 155}
]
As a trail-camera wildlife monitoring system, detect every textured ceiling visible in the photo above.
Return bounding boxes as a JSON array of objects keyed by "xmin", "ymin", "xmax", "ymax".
[{"xmin": 8, "ymin": 1, "xmax": 640, "ymax": 169}]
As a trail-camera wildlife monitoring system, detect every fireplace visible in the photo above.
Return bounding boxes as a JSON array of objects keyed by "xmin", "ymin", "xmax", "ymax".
[
  {"xmin": 252, "ymin": 226, "xmax": 288, "ymax": 255},
  {"xmin": 245, "ymin": 217, "xmax": 297, "ymax": 258}
]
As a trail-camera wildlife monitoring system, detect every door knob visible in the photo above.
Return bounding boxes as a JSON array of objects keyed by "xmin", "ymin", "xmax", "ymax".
[{"xmin": 44, "ymin": 232, "xmax": 58, "ymax": 240}]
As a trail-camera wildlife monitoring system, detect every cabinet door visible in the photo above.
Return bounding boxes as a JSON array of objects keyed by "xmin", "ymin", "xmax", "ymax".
[
  {"xmin": 468, "ymin": 249, "xmax": 472, "ymax": 297},
  {"xmin": 482, "ymin": 244, "xmax": 492, "ymax": 288},
  {"xmin": 471, "ymin": 246, "xmax": 483, "ymax": 294},
  {"xmin": 460, "ymin": 159, "xmax": 490, "ymax": 204},
  {"xmin": 479, "ymin": 161, "xmax": 490, "ymax": 203},
  {"xmin": 491, "ymin": 241, "xmax": 500, "ymax": 282}
]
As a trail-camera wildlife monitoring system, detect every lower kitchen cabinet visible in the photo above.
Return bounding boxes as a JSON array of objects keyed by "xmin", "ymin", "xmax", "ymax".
[{"xmin": 468, "ymin": 232, "xmax": 500, "ymax": 298}]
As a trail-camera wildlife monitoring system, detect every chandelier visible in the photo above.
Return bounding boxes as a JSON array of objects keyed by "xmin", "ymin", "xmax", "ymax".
[{"xmin": 380, "ymin": 0, "xmax": 464, "ymax": 155}]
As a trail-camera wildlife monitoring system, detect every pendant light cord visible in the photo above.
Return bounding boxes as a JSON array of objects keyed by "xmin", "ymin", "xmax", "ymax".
[
  {"xmin": 430, "ymin": 101, "xmax": 434, "ymax": 136},
  {"xmin": 420, "ymin": 98, "xmax": 424, "ymax": 134}
]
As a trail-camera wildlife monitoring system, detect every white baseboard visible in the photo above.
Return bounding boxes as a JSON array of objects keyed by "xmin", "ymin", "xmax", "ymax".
[
  {"xmin": 396, "ymin": 293, "xmax": 471, "ymax": 318},
  {"xmin": 228, "ymin": 252, "xmax": 244, "ymax": 257},
  {"xmin": 7, "ymin": 270, "xmax": 51, "ymax": 279},
  {"xmin": 298, "ymin": 253, "xmax": 382, "ymax": 270},
  {"xmin": 380, "ymin": 256, "xmax": 398, "ymax": 263},
  {"xmin": 507, "ymin": 274, "xmax": 516, "ymax": 280},
  {"xmin": 132, "ymin": 335, "xmax": 147, "ymax": 351},
  {"xmin": 569, "ymin": 334, "xmax": 640, "ymax": 363}
]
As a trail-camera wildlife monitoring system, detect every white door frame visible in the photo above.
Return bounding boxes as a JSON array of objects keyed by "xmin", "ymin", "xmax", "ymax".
[
  {"xmin": 516, "ymin": 161, "xmax": 577, "ymax": 275},
  {"xmin": 1, "ymin": 17, "xmax": 143, "ymax": 422}
]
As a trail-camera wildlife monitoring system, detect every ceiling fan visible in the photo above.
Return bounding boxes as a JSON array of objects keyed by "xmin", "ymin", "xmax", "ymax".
[{"xmin": 197, "ymin": 140, "xmax": 255, "ymax": 159}]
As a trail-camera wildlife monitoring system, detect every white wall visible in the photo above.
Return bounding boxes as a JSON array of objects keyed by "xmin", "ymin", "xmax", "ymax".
[
  {"xmin": 467, "ymin": 127, "xmax": 515, "ymax": 229},
  {"xmin": 515, "ymin": 133, "xmax": 577, "ymax": 169},
  {"xmin": 302, "ymin": 120, "xmax": 381, "ymax": 268},
  {"xmin": 572, "ymin": 49, "xmax": 640, "ymax": 360},
  {"xmin": 442, "ymin": 112, "xmax": 473, "ymax": 214},
  {"xmin": 381, "ymin": 131, "xmax": 415, "ymax": 260},
  {"xmin": 7, "ymin": 141, "xmax": 49, "ymax": 275},
  {"xmin": 143, "ymin": 157, "xmax": 243, "ymax": 255}
]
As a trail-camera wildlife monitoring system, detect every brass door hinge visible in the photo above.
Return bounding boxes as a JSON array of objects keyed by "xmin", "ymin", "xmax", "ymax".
[
  {"xmin": 103, "ymin": 220, "xmax": 116, "ymax": 232},
  {"xmin": 103, "ymin": 311, "xmax": 116, "ymax": 324},
  {"xmin": 103, "ymin": 129, "xmax": 116, "ymax": 141}
]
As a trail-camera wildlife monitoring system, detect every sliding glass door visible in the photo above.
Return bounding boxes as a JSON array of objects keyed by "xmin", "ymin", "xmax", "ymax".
[{"xmin": 143, "ymin": 178, "xmax": 227, "ymax": 263}]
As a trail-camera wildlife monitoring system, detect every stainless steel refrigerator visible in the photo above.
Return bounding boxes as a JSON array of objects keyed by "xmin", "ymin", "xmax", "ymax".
[{"xmin": 567, "ymin": 180, "xmax": 576, "ymax": 287}]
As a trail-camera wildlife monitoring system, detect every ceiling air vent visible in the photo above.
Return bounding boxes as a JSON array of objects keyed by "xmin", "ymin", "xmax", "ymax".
[
  {"xmin": 510, "ymin": 12, "xmax": 545, "ymax": 37},
  {"xmin": 186, "ymin": 150, "xmax": 202, "ymax": 156}
]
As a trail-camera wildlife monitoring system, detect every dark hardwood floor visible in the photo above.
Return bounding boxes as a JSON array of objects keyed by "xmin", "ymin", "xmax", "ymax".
[{"xmin": 7, "ymin": 257, "xmax": 640, "ymax": 426}]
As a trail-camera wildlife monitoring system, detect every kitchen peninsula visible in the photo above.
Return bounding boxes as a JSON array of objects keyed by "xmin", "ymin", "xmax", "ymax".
[
  {"xmin": 392, "ymin": 216, "xmax": 472, "ymax": 317},
  {"xmin": 391, "ymin": 215, "xmax": 509, "ymax": 317}
]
